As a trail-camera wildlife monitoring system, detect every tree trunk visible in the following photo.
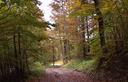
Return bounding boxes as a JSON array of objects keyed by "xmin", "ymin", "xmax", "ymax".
[
  {"xmin": 93, "ymin": 0, "xmax": 106, "ymax": 53},
  {"xmin": 13, "ymin": 33, "xmax": 19, "ymax": 78},
  {"xmin": 18, "ymin": 32, "xmax": 24, "ymax": 77},
  {"xmin": 86, "ymin": 16, "xmax": 90, "ymax": 54},
  {"xmin": 81, "ymin": 17, "xmax": 86, "ymax": 58},
  {"xmin": 63, "ymin": 39, "xmax": 67, "ymax": 64},
  {"xmin": 52, "ymin": 45, "xmax": 55, "ymax": 67}
]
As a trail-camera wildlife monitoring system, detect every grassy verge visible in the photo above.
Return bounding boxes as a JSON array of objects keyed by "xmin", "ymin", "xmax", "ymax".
[
  {"xmin": 30, "ymin": 62, "xmax": 45, "ymax": 76},
  {"xmin": 64, "ymin": 59, "xmax": 97, "ymax": 72}
]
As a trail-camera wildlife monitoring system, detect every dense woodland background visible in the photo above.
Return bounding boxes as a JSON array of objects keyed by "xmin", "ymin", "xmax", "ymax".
[{"xmin": 0, "ymin": 0, "xmax": 128, "ymax": 82}]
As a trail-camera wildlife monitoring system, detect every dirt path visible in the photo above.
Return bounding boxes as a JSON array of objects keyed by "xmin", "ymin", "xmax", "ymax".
[
  {"xmin": 28, "ymin": 68, "xmax": 128, "ymax": 82},
  {"xmin": 39, "ymin": 68, "xmax": 99, "ymax": 82}
]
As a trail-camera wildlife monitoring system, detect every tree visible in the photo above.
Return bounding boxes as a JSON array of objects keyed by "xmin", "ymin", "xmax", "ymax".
[{"xmin": 0, "ymin": 0, "xmax": 47, "ymax": 81}]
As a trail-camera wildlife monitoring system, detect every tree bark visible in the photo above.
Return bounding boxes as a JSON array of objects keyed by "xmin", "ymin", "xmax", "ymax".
[
  {"xmin": 81, "ymin": 17, "xmax": 86, "ymax": 58},
  {"xmin": 52, "ymin": 45, "xmax": 55, "ymax": 67},
  {"xmin": 13, "ymin": 33, "xmax": 19, "ymax": 77},
  {"xmin": 93, "ymin": 0, "xmax": 106, "ymax": 53},
  {"xmin": 86, "ymin": 16, "xmax": 90, "ymax": 53}
]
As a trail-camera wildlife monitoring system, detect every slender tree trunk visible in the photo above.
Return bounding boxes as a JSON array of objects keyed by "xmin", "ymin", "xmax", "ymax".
[
  {"xmin": 52, "ymin": 45, "xmax": 55, "ymax": 67},
  {"xmin": 13, "ymin": 33, "xmax": 19, "ymax": 78},
  {"xmin": 81, "ymin": 17, "xmax": 86, "ymax": 58},
  {"xmin": 93, "ymin": 0, "xmax": 106, "ymax": 53},
  {"xmin": 18, "ymin": 32, "xmax": 24, "ymax": 77},
  {"xmin": 63, "ymin": 39, "xmax": 68, "ymax": 64},
  {"xmin": 93, "ymin": 0, "xmax": 108, "ymax": 69},
  {"xmin": 86, "ymin": 16, "xmax": 90, "ymax": 53}
]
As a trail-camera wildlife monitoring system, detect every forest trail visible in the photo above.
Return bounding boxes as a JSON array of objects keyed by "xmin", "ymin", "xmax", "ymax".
[{"xmin": 39, "ymin": 68, "xmax": 99, "ymax": 82}]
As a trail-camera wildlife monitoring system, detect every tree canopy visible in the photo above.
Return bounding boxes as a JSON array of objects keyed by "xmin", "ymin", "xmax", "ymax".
[{"xmin": 0, "ymin": 0, "xmax": 128, "ymax": 82}]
